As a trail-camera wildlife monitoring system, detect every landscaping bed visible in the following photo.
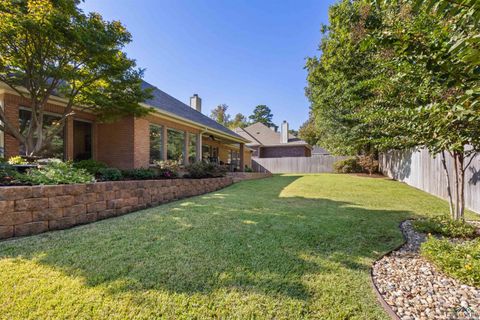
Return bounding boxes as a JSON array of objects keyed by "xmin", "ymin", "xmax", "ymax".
[{"xmin": 372, "ymin": 220, "xmax": 480, "ymax": 320}]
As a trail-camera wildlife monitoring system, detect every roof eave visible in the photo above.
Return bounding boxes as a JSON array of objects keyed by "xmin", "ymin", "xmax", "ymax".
[{"xmin": 142, "ymin": 102, "xmax": 249, "ymax": 144}]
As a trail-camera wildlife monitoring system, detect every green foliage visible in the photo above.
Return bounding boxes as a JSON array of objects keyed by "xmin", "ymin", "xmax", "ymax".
[
  {"xmin": 97, "ymin": 168, "xmax": 123, "ymax": 181},
  {"xmin": 244, "ymin": 166, "xmax": 253, "ymax": 173},
  {"xmin": 333, "ymin": 158, "xmax": 363, "ymax": 174},
  {"xmin": 0, "ymin": 163, "xmax": 20, "ymax": 186},
  {"xmin": 8, "ymin": 156, "xmax": 28, "ymax": 165},
  {"xmin": 249, "ymin": 105, "xmax": 276, "ymax": 130},
  {"xmin": 210, "ymin": 104, "xmax": 231, "ymax": 127},
  {"xmin": 0, "ymin": 0, "xmax": 151, "ymax": 156},
  {"xmin": 356, "ymin": 155, "xmax": 379, "ymax": 175},
  {"xmin": 228, "ymin": 113, "xmax": 249, "ymax": 129},
  {"xmin": 413, "ymin": 216, "xmax": 477, "ymax": 239},
  {"xmin": 122, "ymin": 168, "xmax": 157, "ymax": 180},
  {"xmin": 17, "ymin": 162, "xmax": 94, "ymax": 185},
  {"xmin": 185, "ymin": 162, "xmax": 227, "ymax": 179},
  {"xmin": 73, "ymin": 160, "xmax": 107, "ymax": 175},
  {"xmin": 154, "ymin": 160, "xmax": 179, "ymax": 179},
  {"xmin": 306, "ymin": 0, "xmax": 480, "ymax": 220},
  {"xmin": 421, "ymin": 237, "xmax": 480, "ymax": 287}
]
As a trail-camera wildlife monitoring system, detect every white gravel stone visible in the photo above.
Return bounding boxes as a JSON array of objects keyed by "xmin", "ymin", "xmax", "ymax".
[{"xmin": 372, "ymin": 220, "xmax": 480, "ymax": 320}]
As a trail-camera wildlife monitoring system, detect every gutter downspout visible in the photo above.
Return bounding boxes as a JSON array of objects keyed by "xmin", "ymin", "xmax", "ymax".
[{"xmin": 196, "ymin": 127, "xmax": 207, "ymax": 162}]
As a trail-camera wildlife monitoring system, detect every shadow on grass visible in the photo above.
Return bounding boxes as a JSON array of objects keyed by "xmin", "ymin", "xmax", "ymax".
[{"xmin": 0, "ymin": 175, "xmax": 411, "ymax": 302}]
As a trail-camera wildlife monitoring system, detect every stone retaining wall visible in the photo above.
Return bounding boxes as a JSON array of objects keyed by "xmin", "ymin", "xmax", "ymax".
[
  {"xmin": 226, "ymin": 172, "xmax": 272, "ymax": 183},
  {"xmin": 0, "ymin": 177, "xmax": 233, "ymax": 240}
]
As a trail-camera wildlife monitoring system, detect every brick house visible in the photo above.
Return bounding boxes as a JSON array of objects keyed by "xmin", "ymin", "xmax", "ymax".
[
  {"xmin": 0, "ymin": 81, "xmax": 252, "ymax": 170},
  {"xmin": 234, "ymin": 121, "xmax": 311, "ymax": 158}
]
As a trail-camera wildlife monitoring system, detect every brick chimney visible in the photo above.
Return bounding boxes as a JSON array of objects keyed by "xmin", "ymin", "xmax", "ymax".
[
  {"xmin": 190, "ymin": 94, "xmax": 202, "ymax": 113},
  {"xmin": 281, "ymin": 120, "xmax": 289, "ymax": 144}
]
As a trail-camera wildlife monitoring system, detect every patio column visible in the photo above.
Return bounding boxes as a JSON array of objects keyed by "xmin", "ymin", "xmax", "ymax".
[
  {"xmin": 161, "ymin": 126, "xmax": 168, "ymax": 161},
  {"xmin": 239, "ymin": 143, "xmax": 245, "ymax": 172},
  {"xmin": 195, "ymin": 133, "xmax": 202, "ymax": 162},
  {"xmin": 65, "ymin": 117, "xmax": 74, "ymax": 161},
  {"xmin": 183, "ymin": 131, "xmax": 189, "ymax": 166}
]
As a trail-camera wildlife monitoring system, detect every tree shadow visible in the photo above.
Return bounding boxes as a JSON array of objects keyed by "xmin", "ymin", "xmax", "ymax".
[{"xmin": 0, "ymin": 175, "xmax": 412, "ymax": 303}]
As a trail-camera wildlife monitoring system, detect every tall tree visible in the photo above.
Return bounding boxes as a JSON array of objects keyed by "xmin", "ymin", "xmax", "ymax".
[
  {"xmin": 228, "ymin": 113, "xmax": 248, "ymax": 129},
  {"xmin": 209, "ymin": 104, "xmax": 231, "ymax": 127},
  {"xmin": 298, "ymin": 116, "xmax": 318, "ymax": 146},
  {"xmin": 0, "ymin": 0, "xmax": 151, "ymax": 156},
  {"xmin": 249, "ymin": 105, "xmax": 276, "ymax": 130}
]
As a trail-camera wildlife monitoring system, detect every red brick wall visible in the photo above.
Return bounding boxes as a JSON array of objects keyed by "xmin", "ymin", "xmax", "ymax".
[
  {"xmin": 1, "ymin": 93, "xmax": 96, "ymax": 159},
  {"xmin": 0, "ymin": 177, "xmax": 233, "ymax": 240},
  {"xmin": 133, "ymin": 117, "xmax": 150, "ymax": 168},
  {"xmin": 260, "ymin": 146, "xmax": 310, "ymax": 158},
  {"xmin": 96, "ymin": 117, "xmax": 135, "ymax": 169}
]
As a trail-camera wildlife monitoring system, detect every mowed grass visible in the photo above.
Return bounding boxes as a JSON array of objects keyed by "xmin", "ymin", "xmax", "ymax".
[{"xmin": 0, "ymin": 174, "xmax": 477, "ymax": 319}]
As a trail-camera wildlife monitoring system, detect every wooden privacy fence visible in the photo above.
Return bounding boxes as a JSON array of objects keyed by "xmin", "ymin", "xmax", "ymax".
[
  {"xmin": 252, "ymin": 156, "xmax": 348, "ymax": 174},
  {"xmin": 379, "ymin": 149, "xmax": 480, "ymax": 214}
]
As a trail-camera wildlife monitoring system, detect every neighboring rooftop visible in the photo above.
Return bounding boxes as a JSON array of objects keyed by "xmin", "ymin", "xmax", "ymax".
[
  {"xmin": 141, "ymin": 81, "xmax": 245, "ymax": 141},
  {"xmin": 312, "ymin": 146, "xmax": 330, "ymax": 155},
  {"xmin": 234, "ymin": 122, "xmax": 310, "ymax": 147}
]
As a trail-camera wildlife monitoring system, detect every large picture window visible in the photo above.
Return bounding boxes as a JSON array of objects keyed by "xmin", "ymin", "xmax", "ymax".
[
  {"xmin": 19, "ymin": 109, "xmax": 64, "ymax": 159},
  {"xmin": 149, "ymin": 124, "xmax": 163, "ymax": 163},
  {"xmin": 167, "ymin": 128, "xmax": 184, "ymax": 162}
]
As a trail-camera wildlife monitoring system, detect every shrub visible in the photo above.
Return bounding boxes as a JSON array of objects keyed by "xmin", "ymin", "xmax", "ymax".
[
  {"xmin": 154, "ymin": 160, "xmax": 180, "ymax": 178},
  {"xmin": 73, "ymin": 159, "xmax": 107, "ymax": 175},
  {"xmin": 17, "ymin": 161, "xmax": 94, "ymax": 185},
  {"xmin": 333, "ymin": 157, "xmax": 362, "ymax": 174},
  {"xmin": 413, "ymin": 216, "xmax": 477, "ymax": 239},
  {"xmin": 0, "ymin": 163, "xmax": 21, "ymax": 185},
  {"xmin": 357, "ymin": 155, "xmax": 379, "ymax": 175},
  {"xmin": 155, "ymin": 160, "xmax": 181, "ymax": 172},
  {"xmin": 421, "ymin": 237, "xmax": 480, "ymax": 287},
  {"xmin": 185, "ymin": 162, "xmax": 227, "ymax": 179},
  {"xmin": 8, "ymin": 156, "xmax": 28, "ymax": 165},
  {"xmin": 122, "ymin": 168, "xmax": 157, "ymax": 180},
  {"xmin": 244, "ymin": 166, "xmax": 253, "ymax": 172},
  {"xmin": 98, "ymin": 167, "xmax": 123, "ymax": 181}
]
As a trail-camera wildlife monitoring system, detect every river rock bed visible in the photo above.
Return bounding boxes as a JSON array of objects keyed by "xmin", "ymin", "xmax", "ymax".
[{"xmin": 372, "ymin": 220, "xmax": 480, "ymax": 320}]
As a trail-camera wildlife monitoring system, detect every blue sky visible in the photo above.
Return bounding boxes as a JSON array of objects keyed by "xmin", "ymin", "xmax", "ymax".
[{"xmin": 80, "ymin": 0, "xmax": 336, "ymax": 130}]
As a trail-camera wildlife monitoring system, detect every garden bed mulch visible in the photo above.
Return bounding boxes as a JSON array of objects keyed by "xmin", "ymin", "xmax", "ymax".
[{"xmin": 371, "ymin": 220, "xmax": 480, "ymax": 320}]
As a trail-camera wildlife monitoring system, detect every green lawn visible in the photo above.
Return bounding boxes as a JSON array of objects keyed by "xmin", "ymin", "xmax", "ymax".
[{"xmin": 0, "ymin": 174, "xmax": 476, "ymax": 319}]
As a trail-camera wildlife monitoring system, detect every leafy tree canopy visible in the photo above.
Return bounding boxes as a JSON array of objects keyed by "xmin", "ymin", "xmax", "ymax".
[
  {"xmin": 305, "ymin": 0, "xmax": 480, "ymax": 220},
  {"xmin": 209, "ymin": 104, "xmax": 231, "ymax": 127},
  {"xmin": 0, "ymin": 0, "xmax": 151, "ymax": 156},
  {"xmin": 228, "ymin": 113, "xmax": 249, "ymax": 129}
]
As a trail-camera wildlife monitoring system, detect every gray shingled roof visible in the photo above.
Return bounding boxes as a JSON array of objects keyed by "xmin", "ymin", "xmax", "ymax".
[
  {"xmin": 235, "ymin": 122, "xmax": 309, "ymax": 147},
  {"xmin": 141, "ymin": 81, "xmax": 245, "ymax": 141}
]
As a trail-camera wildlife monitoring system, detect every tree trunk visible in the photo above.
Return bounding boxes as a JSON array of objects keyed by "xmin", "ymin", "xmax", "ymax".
[
  {"xmin": 440, "ymin": 151, "xmax": 454, "ymax": 219},
  {"xmin": 452, "ymin": 151, "xmax": 466, "ymax": 221}
]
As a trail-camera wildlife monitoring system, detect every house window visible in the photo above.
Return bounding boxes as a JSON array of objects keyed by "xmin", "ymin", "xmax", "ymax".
[
  {"xmin": 202, "ymin": 145, "xmax": 210, "ymax": 161},
  {"xmin": 149, "ymin": 124, "xmax": 163, "ymax": 163},
  {"xmin": 167, "ymin": 128, "xmax": 184, "ymax": 162},
  {"xmin": 19, "ymin": 109, "xmax": 64, "ymax": 159},
  {"xmin": 188, "ymin": 133, "xmax": 196, "ymax": 164},
  {"xmin": 73, "ymin": 120, "xmax": 92, "ymax": 161}
]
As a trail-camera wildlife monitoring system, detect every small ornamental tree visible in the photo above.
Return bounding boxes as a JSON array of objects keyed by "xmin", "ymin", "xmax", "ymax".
[{"xmin": 0, "ymin": 0, "xmax": 151, "ymax": 156}]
